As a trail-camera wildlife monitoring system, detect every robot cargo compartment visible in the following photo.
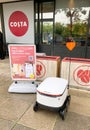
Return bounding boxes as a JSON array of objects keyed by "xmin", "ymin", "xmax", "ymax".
[{"xmin": 37, "ymin": 88, "xmax": 68, "ymax": 108}]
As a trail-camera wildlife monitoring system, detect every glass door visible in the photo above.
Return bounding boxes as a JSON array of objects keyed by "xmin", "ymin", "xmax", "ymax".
[{"xmin": 34, "ymin": 0, "xmax": 55, "ymax": 47}]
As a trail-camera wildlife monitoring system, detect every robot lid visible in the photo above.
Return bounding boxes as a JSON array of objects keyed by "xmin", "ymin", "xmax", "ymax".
[{"xmin": 37, "ymin": 77, "xmax": 68, "ymax": 96}]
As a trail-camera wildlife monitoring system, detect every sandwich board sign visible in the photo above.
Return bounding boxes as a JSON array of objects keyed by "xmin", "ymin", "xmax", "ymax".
[{"xmin": 8, "ymin": 44, "xmax": 37, "ymax": 93}]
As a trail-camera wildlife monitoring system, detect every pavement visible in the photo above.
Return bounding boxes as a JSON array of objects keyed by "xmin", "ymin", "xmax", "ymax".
[{"xmin": 0, "ymin": 57, "xmax": 90, "ymax": 130}]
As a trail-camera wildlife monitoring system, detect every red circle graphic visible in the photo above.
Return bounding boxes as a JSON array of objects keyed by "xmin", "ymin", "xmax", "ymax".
[
  {"xmin": 73, "ymin": 65, "xmax": 90, "ymax": 86},
  {"xmin": 36, "ymin": 61, "xmax": 46, "ymax": 78},
  {"xmin": 9, "ymin": 11, "xmax": 29, "ymax": 36}
]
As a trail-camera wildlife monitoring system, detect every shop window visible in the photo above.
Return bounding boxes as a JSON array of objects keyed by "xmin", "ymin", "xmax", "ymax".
[
  {"xmin": 35, "ymin": 0, "xmax": 54, "ymax": 45},
  {"xmin": 55, "ymin": 0, "xmax": 90, "ymax": 47}
]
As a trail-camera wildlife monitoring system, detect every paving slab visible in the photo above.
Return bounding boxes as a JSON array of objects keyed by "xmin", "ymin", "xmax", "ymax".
[
  {"xmin": 0, "ymin": 118, "xmax": 14, "ymax": 130},
  {"xmin": 53, "ymin": 112, "xmax": 90, "ymax": 130},
  {"xmin": 12, "ymin": 123, "xmax": 35, "ymax": 130},
  {"xmin": 0, "ymin": 97, "xmax": 31, "ymax": 121},
  {"xmin": 69, "ymin": 95, "xmax": 90, "ymax": 117},
  {"xmin": 18, "ymin": 104, "xmax": 57, "ymax": 130}
]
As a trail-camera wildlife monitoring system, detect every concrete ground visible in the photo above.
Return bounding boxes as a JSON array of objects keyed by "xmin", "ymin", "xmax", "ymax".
[{"xmin": 0, "ymin": 57, "xmax": 90, "ymax": 130}]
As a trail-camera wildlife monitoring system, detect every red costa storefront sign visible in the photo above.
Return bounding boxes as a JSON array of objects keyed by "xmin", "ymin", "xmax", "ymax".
[{"xmin": 9, "ymin": 11, "xmax": 29, "ymax": 36}]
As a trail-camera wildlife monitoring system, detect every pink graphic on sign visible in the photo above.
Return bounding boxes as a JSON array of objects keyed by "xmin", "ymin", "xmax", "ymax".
[
  {"xmin": 36, "ymin": 61, "xmax": 46, "ymax": 78},
  {"xmin": 9, "ymin": 11, "xmax": 29, "ymax": 36},
  {"xmin": 73, "ymin": 65, "xmax": 90, "ymax": 86}
]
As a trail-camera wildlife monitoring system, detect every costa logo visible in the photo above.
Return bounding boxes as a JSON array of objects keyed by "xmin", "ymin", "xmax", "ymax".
[
  {"xmin": 73, "ymin": 65, "xmax": 90, "ymax": 86},
  {"xmin": 9, "ymin": 11, "xmax": 29, "ymax": 36},
  {"xmin": 36, "ymin": 61, "xmax": 46, "ymax": 78}
]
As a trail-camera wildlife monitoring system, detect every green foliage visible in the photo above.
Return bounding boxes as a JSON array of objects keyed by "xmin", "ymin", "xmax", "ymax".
[
  {"xmin": 55, "ymin": 22, "xmax": 64, "ymax": 35},
  {"xmin": 43, "ymin": 23, "xmax": 53, "ymax": 33},
  {"xmin": 54, "ymin": 22, "xmax": 87, "ymax": 38},
  {"xmin": 73, "ymin": 23, "xmax": 87, "ymax": 37}
]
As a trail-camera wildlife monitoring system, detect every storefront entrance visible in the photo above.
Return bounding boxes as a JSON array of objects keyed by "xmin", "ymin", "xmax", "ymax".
[{"xmin": 35, "ymin": 0, "xmax": 90, "ymax": 59}]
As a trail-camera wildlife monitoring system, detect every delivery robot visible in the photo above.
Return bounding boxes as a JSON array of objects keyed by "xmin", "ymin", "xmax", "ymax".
[{"xmin": 33, "ymin": 77, "xmax": 71, "ymax": 120}]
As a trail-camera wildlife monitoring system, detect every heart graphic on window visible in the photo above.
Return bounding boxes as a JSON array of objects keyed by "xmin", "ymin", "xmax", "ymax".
[{"xmin": 66, "ymin": 42, "xmax": 76, "ymax": 51}]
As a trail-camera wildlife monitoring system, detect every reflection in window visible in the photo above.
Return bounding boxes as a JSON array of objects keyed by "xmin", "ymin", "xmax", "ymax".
[
  {"xmin": 42, "ymin": 22, "xmax": 53, "ymax": 44},
  {"xmin": 35, "ymin": 1, "xmax": 54, "ymax": 45},
  {"xmin": 55, "ymin": 6, "xmax": 90, "ymax": 46}
]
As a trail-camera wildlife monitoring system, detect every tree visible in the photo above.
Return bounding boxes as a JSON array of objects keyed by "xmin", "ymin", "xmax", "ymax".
[
  {"xmin": 66, "ymin": 8, "xmax": 86, "ymax": 36},
  {"xmin": 55, "ymin": 8, "xmax": 87, "ymax": 36}
]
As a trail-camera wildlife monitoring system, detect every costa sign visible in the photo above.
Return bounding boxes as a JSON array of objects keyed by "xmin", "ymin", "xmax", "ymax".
[{"xmin": 9, "ymin": 11, "xmax": 29, "ymax": 36}]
